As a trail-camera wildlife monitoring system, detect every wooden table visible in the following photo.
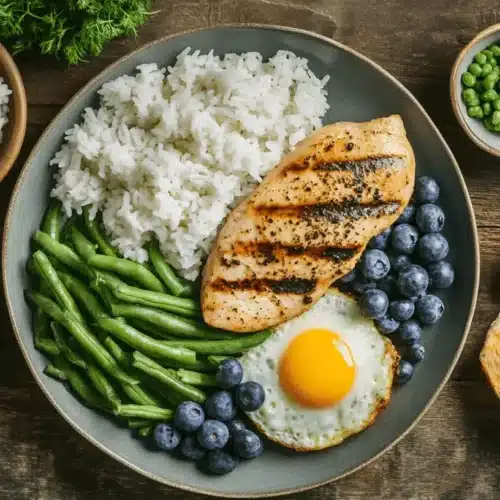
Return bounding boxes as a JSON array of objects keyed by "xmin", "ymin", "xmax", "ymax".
[{"xmin": 1, "ymin": 1, "xmax": 500, "ymax": 498}]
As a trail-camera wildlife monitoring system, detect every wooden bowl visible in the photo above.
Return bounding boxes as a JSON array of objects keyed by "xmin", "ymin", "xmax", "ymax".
[
  {"xmin": 0, "ymin": 44, "xmax": 27, "ymax": 182},
  {"xmin": 451, "ymin": 24, "xmax": 500, "ymax": 156}
]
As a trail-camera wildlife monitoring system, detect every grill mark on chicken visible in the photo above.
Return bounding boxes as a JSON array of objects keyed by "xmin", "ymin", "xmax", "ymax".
[
  {"xmin": 253, "ymin": 200, "xmax": 401, "ymax": 223},
  {"xmin": 229, "ymin": 242, "xmax": 360, "ymax": 264},
  {"xmin": 282, "ymin": 155, "xmax": 406, "ymax": 175},
  {"xmin": 211, "ymin": 277, "xmax": 317, "ymax": 294}
]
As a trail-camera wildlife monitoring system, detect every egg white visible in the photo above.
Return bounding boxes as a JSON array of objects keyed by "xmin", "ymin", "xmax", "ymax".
[{"xmin": 239, "ymin": 289, "xmax": 399, "ymax": 451}]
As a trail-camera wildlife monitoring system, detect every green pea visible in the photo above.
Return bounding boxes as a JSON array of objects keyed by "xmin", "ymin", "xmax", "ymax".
[
  {"xmin": 491, "ymin": 110, "xmax": 500, "ymax": 125},
  {"xmin": 483, "ymin": 49, "xmax": 494, "ymax": 59},
  {"xmin": 462, "ymin": 88, "xmax": 477, "ymax": 100},
  {"xmin": 493, "ymin": 99, "xmax": 500, "ymax": 111},
  {"xmin": 483, "ymin": 102, "xmax": 492, "ymax": 115},
  {"xmin": 462, "ymin": 72, "xmax": 476, "ymax": 87},
  {"xmin": 484, "ymin": 117, "xmax": 495, "ymax": 131},
  {"xmin": 482, "ymin": 63, "xmax": 493, "ymax": 76},
  {"xmin": 483, "ymin": 73, "xmax": 498, "ymax": 89},
  {"xmin": 475, "ymin": 52, "xmax": 488, "ymax": 65},
  {"xmin": 494, "ymin": 123, "xmax": 500, "ymax": 132},
  {"xmin": 491, "ymin": 44, "xmax": 500, "ymax": 57},
  {"xmin": 469, "ymin": 63, "xmax": 483, "ymax": 76},
  {"xmin": 482, "ymin": 89, "xmax": 499, "ymax": 101},
  {"xmin": 491, "ymin": 57, "xmax": 498, "ymax": 67},
  {"xmin": 468, "ymin": 105, "xmax": 484, "ymax": 118},
  {"xmin": 469, "ymin": 97, "xmax": 481, "ymax": 106},
  {"xmin": 475, "ymin": 80, "xmax": 485, "ymax": 93}
]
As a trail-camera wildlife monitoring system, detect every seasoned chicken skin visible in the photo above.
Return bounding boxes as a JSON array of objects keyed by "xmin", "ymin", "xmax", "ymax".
[{"xmin": 201, "ymin": 115, "xmax": 416, "ymax": 332}]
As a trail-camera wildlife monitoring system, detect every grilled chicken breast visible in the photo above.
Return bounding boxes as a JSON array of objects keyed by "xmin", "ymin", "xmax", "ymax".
[{"xmin": 201, "ymin": 115, "xmax": 416, "ymax": 332}]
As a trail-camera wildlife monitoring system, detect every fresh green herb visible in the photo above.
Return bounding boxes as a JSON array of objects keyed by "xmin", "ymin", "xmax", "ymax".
[{"xmin": 0, "ymin": 0, "xmax": 152, "ymax": 65}]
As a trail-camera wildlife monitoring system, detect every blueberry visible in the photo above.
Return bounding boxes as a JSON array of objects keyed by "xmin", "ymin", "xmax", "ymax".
[
  {"xmin": 415, "ymin": 204, "xmax": 445, "ymax": 233},
  {"xmin": 396, "ymin": 265, "xmax": 429, "ymax": 297},
  {"xmin": 205, "ymin": 391, "xmax": 237, "ymax": 422},
  {"xmin": 359, "ymin": 289, "xmax": 389, "ymax": 319},
  {"xmin": 338, "ymin": 268, "xmax": 357, "ymax": 284},
  {"xmin": 416, "ymin": 294, "xmax": 445, "ymax": 325},
  {"xmin": 409, "ymin": 343, "xmax": 426, "ymax": 363},
  {"xmin": 375, "ymin": 315, "xmax": 400, "ymax": 335},
  {"xmin": 226, "ymin": 418, "xmax": 246, "ymax": 438},
  {"xmin": 360, "ymin": 249, "xmax": 391, "ymax": 280},
  {"xmin": 368, "ymin": 228, "xmax": 392, "ymax": 250},
  {"xmin": 197, "ymin": 420, "xmax": 230, "ymax": 450},
  {"xmin": 351, "ymin": 277, "xmax": 376, "ymax": 294},
  {"xmin": 389, "ymin": 299, "xmax": 415, "ymax": 321},
  {"xmin": 235, "ymin": 382, "xmax": 265, "ymax": 412},
  {"xmin": 418, "ymin": 233, "xmax": 449, "ymax": 262},
  {"xmin": 395, "ymin": 204, "xmax": 416, "ymax": 225},
  {"xmin": 233, "ymin": 429, "xmax": 263, "ymax": 459},
  {"xmin": 396, "ymin": 359, "xmax": 414, "ymax": 385},
  {"xmin": 399, "ymin": 319, "xmax": 422, "ymax": 345},
  {"xmin": 414, "ymin": 176, "xmax": 440, "ymax": 204},
  {"xmin": 174, "ymin": 401, "xmax": 205, "ymax": 432},
  {"xmin": 216, "ymin": 359, "xmax": 244, "ymax": 389},
  {"xmin": 389, "ymin": 254, "xmax": 412, "ymax": 274},
  {"xmin": 427, "ymin": 260, "xmax": 455, "ymax": 289},
  {"xmin": 391, "ymin": 224, "xmax": 419, "ymax": 254},
  {"xmin": 203, "ymin": 450, "xmax": 238, "ymax": 475},
  {"xmin": 377, "ymin": 275, "xmax": 396, "ymax": 297},
  {"xmin": 154, "ymin": 424, "xmax": 181, "ymax": 451},
  {"xmin": 180, "ymin": 435, "xmax": 206, "ymax": 461}
]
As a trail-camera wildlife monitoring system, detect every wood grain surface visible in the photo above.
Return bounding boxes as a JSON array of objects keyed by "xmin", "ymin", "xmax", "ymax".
[{"xmin": 1, "ymin": 0, "xmax": 500, "ymax": 499}]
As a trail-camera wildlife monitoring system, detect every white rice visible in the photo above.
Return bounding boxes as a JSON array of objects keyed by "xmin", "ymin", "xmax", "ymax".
[
  {"xmin": 0, "ymin": 77, "xmax": 12, "ymax": 144},
  {"xmin": 51, "ymin": 49, "xmax": 330, "ymax": 280}
]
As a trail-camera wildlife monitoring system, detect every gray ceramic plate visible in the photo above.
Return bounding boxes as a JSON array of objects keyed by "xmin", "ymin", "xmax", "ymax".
[{"xmin": 3, "ymin": 25, "xmax": 479, "ymax": 497}]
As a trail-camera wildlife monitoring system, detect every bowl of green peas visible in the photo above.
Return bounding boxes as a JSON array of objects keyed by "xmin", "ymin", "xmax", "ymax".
[{"xmin": 451, "ymin": 23, "xmax": 500, "ymax": 156}]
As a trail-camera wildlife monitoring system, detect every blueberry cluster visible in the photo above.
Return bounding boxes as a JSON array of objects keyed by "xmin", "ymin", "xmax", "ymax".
[
  {"xmin": 153, "ymin": 359, "xmax": 265, "ymax": 475},
  {"xmin": 338, "ymin": 177, "xmax": 454, "ymax": 385}
]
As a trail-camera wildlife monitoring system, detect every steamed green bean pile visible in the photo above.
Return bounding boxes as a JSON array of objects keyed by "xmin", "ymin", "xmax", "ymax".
[{"xmin": 27, "ymin": 201, "xmax": 270, "ymax": 436}]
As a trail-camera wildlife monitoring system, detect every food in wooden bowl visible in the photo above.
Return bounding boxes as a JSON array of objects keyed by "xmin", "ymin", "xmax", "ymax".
[{"xmin": 0, "ymin": 43, "xmax": 27, "ymax": 182}]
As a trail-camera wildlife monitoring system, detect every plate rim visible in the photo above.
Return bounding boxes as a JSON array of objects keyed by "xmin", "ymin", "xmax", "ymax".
[{"xmin": 2, "ymin": 23, "xmax": 480, "ymax": 498}]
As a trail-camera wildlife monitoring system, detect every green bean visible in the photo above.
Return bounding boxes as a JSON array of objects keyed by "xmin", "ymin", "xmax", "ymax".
[
  {"xmin": 96, "ymin": 316, "xmax": 197, "ymax": 364},
  {"xmin": 160, "ymin": 330, "xmax": 271, "ymax": 354},
  {"xmin": 156, "ymin": 356, "xmax": 218, "ymax": 372},
  {"xmin": 148, "ymin": 239, "xmax": 194, "ymax": 297},
  {"xmin": 88, "ymin": 255, "xmax": 166, "ymax": 293},
  {"xmin": 127, "ymin": 418, "xmax": 154, "ymax": 428},
  {"xmin": 138, "ymin": 425, "xmax": 154, "ymax": 437},
  {"xmin": 128, "ymin": 319, "xmax": 176, "ymax": 340},
  {"xmin": 83, "ymin": 207, "xmax": 118, "ymax": 257},
  {"xmin": 34, "ymin": 308, "xmax": 60, "ymax": 356},
  {"xmin": 207, "ymin": 355, "xmax": 231, "ymax": 366},
  {"xmin": 87, "ymin": 363, "xmax": 121, "ymax": 408},
  {"xmin": 114, "ymin": 404, "xmax": 173, "ymax": 420},
  {"xmin": 27, "ymin": 291, "xmax": 139, "ymax": 386},
  {"xmin": 122, "ymin": 382, "xmax": 162, "ymax": 407},
  {"xmin": 55, "ymin": 357, "xmax": 110, "ymax": 412},
  {"xmin": 109, "ymin": 303, "xmax": 233, "ymax": 340},
  {"xmin": 58, "ymin": 271, "xmax": 107, "ymax": 320},
  {"xmin": 41, "ymin": 200, "xmax": 62, "ymax": 241},
  {"xmin": 70, "ymin": 224, "xmax": 98, "ymax": 262},
  {"xmin": 44, "ymin": 363, "xmax": 67, "ymax": 381},
  {"xmin": 34, "ymin": 231, "xmax": 93, "ymax": 279},
  {"xmin": 96, "ymin": 272, "xmax": 200, "ymax": 317},
  {"xmin": 177, "ymin": 369, "xmax": 217, "ymax": 387},
  {"xmin": 132, "ymin": 351, "xmax": 206, "ymax": 404},
  {"xmin": 33, "ymin": 250, "xmax": 85, "ymax": 323},
  {"xmin": 51, "ymin": 322, "xmax": 87, "ymax": 369}
]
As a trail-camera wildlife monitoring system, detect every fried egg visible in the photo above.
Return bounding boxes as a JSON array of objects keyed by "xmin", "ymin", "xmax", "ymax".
[{"xmin": 239, "ymin": 289, "xmax": 399, "ymax": 451}]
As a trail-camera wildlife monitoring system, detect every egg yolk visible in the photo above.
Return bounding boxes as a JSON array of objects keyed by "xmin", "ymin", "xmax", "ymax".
[{"xmin": 278, "ymin": 328, "xmax": 356, "ymax": 408}]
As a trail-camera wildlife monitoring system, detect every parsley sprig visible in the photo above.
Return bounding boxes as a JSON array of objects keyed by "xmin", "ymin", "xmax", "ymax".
[{"xmin": 0, "ymin": 0, "xmax": 152, "ymax": 64}]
